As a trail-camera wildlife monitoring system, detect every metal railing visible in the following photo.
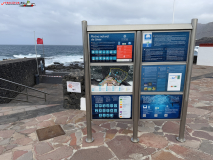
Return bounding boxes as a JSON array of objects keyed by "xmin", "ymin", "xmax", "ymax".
[{"xmin": 0, "ymin": 78, "xmax": 49, "ymax": 103}]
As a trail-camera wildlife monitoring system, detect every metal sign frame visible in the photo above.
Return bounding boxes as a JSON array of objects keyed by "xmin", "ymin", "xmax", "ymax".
[{"xmin": 82, "ymin": 19, "xmax": 198, "ymax": 143}]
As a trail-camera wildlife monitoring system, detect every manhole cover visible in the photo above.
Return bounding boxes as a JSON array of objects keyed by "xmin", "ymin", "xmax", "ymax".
[{"xmin": 36, "ymin": 125, "xmax": 65, "ymax": 141}]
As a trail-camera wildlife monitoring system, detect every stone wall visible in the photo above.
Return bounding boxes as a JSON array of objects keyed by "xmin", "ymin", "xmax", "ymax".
[
  {"xmin": 0, "ymin": 58, "xmax": 45, "ymax": 103},
  {"xmin": 63, "ymin": 69, "xmax": 85, "ymax": 109}
]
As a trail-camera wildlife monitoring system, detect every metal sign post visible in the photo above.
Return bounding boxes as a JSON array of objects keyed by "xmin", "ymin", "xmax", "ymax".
[
  {"xmin": 82, "ymin": 19, "xmax": 198, "ymax": 143},
  {"xmin": 177, "ymin": 19, "xmax": 198, "ymax": 142}
]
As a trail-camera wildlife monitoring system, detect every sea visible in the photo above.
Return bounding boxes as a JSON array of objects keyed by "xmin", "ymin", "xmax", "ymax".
[{"xmin": 0, "ymin": 45, "xmax": 83, "ymax": 66}]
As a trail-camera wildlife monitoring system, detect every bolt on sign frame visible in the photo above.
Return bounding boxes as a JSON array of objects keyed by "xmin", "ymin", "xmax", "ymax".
[{"xmin": 82, "ymin": 19, "xmax": 198, "ymax": 143}]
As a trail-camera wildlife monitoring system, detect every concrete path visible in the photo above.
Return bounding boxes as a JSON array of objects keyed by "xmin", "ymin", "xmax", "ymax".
[{"xmin": 0, "ymin": 65, "xmax": 213, "ymax": 159}]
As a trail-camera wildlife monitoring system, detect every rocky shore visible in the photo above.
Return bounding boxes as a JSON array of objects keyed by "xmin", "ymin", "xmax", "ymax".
[{"xmin": 45, "ymin": 61, "xmax": 84, "ymax": 72}]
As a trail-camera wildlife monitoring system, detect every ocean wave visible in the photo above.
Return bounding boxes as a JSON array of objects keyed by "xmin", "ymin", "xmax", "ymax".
[
  {"xmin": 44, "ymin": 55, "xmax": 83, "ymax": 66},
  {"xmin": 13, "ymin": 53, "xmax": 41, "ymax": 58}
]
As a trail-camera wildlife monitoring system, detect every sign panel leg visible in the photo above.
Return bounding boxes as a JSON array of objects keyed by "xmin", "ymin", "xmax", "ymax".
[{"xmin": 176, "ymin": 19, "xmax": 198, "ymax": 142}]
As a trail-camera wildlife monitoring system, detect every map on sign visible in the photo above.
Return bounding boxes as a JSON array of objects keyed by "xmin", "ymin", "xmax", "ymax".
[{"xmin": 91, "ymin": 66, "xmax": 133, "ymax": 92}]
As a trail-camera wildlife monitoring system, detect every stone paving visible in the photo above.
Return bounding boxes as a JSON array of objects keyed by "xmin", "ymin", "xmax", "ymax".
[{"xmin": 0, "ymin": 65, "xmax": 212, "ymax": 159}]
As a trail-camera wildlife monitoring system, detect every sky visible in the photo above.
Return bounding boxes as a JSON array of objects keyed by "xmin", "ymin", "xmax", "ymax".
[{"xmin": 0, "ymin": 0, "xmax": 213, "ymax": 45}]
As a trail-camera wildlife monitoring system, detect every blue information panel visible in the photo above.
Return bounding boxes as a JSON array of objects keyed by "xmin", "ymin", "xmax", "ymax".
[
  {"xmin": 141, "ymin": 65, "xmax": 186, "ymax": 92},
  {"xmin": 140, "ymin": 95, "xmax": 182, "ymax": 119},
  {"xmin": 89, "ymin": 33, "xmax": 135, "ymax": 63},
  {"xmin": 142, "ymin": 32, "xmax": 190, "ymax": 62},
  {"xmin": 92, "ymin": 95, "xmax": 132, "ymax": 119}
]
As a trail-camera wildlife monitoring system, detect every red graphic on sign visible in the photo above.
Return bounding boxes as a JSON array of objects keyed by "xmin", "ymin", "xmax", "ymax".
[
  {"xmin": 117, "ymin": 45, "xmax": 132, "ymax": 59},
  {"xmin": 68, "ymin": 84, "xmax": 73, "ymax": 88}
]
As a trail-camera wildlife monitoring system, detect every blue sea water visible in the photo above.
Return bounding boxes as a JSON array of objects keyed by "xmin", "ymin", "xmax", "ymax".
[{"xmin": 0, "ymin": 45, "xmax": 83, "ymax": 66}]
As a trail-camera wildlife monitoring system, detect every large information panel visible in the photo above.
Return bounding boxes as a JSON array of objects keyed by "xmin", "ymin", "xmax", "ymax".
[
  {"xmin": 142, "ymin": 32, "xmax": 190, "ymax": 62},
  {"xmin": 89, "ymin": 33, "xmax": 135, "ymax": 62},
  {"xmin": 91, "ymin": 66, "xmax": 133, "ymax": 92},
  {"xmin": 141, "ymin": 65, "xmax": 186, "ymax": 92},
  {"xmin": 92, "ymin": 95, "xmax": 132, "ymax": 119},
  {"xmin": 140, "ymin": 95, "xmax": 182, "ymax": 119}
]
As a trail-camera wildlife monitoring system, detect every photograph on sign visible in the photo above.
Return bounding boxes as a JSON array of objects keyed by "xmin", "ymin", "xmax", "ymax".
[
  {"xmin": 89, "ymin": 33, "xmax": 135, "ymax": 63},
  {"xmin": 167, "ymin": 73, "xmax": 182, "ymax": 91},
  {"xmin": 141, "ymin": 65, "xmax": 186, "ymax": 92},
  {"xmin": 142, "ymin": 32, "xmax": 190, "ymax": 62},
  {"xmin": 92, "ymin": 95, "xmax": 132, "ymax": 119},
  {"xmin": 91, "ymin": 66, "xmax": 133, "ymax": 92},
  {"xmin": 67, "ymin": 81, "xmax": 81, "ymax": 93},
  {"xmin": 140, "ymin": 95, "xmax": 182, "ymax": 119}
]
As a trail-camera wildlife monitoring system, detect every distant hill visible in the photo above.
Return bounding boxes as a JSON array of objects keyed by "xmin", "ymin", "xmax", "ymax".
[
  {"xmin": 195, "ymin": 37, "xmax": 213, "ymax": 46},
  {"xmin": 196, "ymin": 22, "xmax": 213, "ymax": 39}
]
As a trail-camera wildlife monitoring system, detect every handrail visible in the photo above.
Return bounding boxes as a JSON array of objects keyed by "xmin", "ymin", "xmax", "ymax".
[
  {"xmin": 0, "ymin": 77, "xmax": 48, "ymax": 102},
  {"xmin": 0, "ymin": 87, "xmax": 46, "ymax": 100},
  {"xmin": 0, "ymin": 96, "xmax": 32, "ymax": 103},
  {"xmin": 0, "ymin": 78, "xmax": 49, "ymax": 95}
]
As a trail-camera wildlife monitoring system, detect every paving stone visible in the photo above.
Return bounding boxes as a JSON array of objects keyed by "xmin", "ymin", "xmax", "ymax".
[
  {"xmin": 128, "ymin": 153, "xmax": 144, "ymax": 159},
  {"xmin": 16, "ymin": 151, "xmax": 33, "ymax": 160},
  {"xmin": 187, "ymin": 107, "xmax": 210, "ymax": 116},
  {"xmin": 69, "ymin": 133, "xmax": 78, "ymax": 148},
  {"xmin": 35, "ymin": 115, "xmax": 53, "ymax": 121},
  {"xmin": 34, "ymin": 142, "xmax": 54, "ymax": 155},
  {"xmin": 118, "ymin": 129, "xmax": 133, "ymax": 134},
  {"xmin": 75, "ymin": 130, "xmax": 82, "ymax": 146},
  {"xmin": 162, "ymin": 121, "xmax": 179, "ymax": 134},
  {"xmin": 92, "ymin": 121, "xmax": 107, "ymax": 126},
  {"xmin": 5, "ymin": 144, "xmax": 17, "ymax": 151},
  {"xmin": 186, "ymin": 114, "xmax": 198, "ymax": 118},
  {"xmin": 4, "ymin": 109, "xmax": 25, "ymax": 116},
  {"xmin": 37, "ymin": 120, "xmax": 55, "ymax": 129},
  {"xmin": 153, "ymin": 132, "xmax": 164, "ymax": 136},
  {"xmin": 139, "ymin": 133, "xmax": 168, "ymax": 149},
  {"xmin": 0, "ymin": 138, "xmax": 10, "ymax": 145},
  {"xmin": 81, "ymin": 127, "xmax": 96, "ymax": 135},
  {"xmin": 110, "ymin": 121, "xmax": 116, "ymax": 129},
  {"xmin": 0, "ymin": 117, "xmax": 19, "ymax": 125},
  {"xmin": 82, "ymin": 132, "xmax": 104, "ymax": 147},
  {"xmin": 0, "ymin": 145, "xmax": 4, "ymax": 155},
  {"xmin": 0, "ymin": 152, "xmax": 12, "ymax": 160},
  {"xmin": 169, "ymin": 144, "xmax": 213, "ymax": 160},
  {"xmin": 70, "ymin": 146, "xmax": 113, "ymax": 160},
  {"xmin": 192, "ymin": 131, "xmax": 213, "ymax": 141},
  {"xmin": 105, "ymin": 129, "xmax": 117, "ymax": 140},
  {"xmin": 28, "ymin": 132, "xmax": 37, "ymax": 141},
  {"xmin": 152, "ymin": 150, "xmax": 182, "ymax": 160},
  {"xmin": 13, "ymin": 150, "xmax": 28, "ymax": 160},
  {"xmin": 0, "ymin": 124, "xmax": 11, "ymax": 130},
  {"xmin": 24, "ymin": 119, "xmax": 38, "ymax": 127},
  {"xmin": 12, "ymin": 132, "xmax": 25, "ymax": 140},
  {"xmin": 13, "ymin": 144, "xmax": 32, "ymax": 151},
  {"xmin": 154, "ymin": 121, "xmax": 165, "ymax": 126},
  {"xmin": 101, "ymin": 123, "xmax": 111, "ymax": 130},
  {"xmin": 200, "ymin": 126, "xmax": 213, "ymax": 132},
  {"xmin": 107, "ymin": 135, "xmax": 155, "ymax": 159},
  {"xmin": 188, "ymin": 123, "xmax": 210, "ymax": 130},
  {"xmin": 186, "ymin": 118, "xmax": 195, "ymax": 124},
  {"xmin": 92, "ymin": 124, "xmax": 105, "ymax": 132},
  {"xmin": 52, "ymin": 111, "xmax": 70, "ymax": 118},
  {"xmin": 55, "ymin": 116, "xmax": 68, "ymax": 125},
  {"xmin": 194, "ymin": 118, "xmax": 208, "ymax": 123},
  {"xmin": 154, "ymin": 127, "xmax": 160, "ymax": 131},
  {"xmin": 63, "ymin": 124, "xmax": 75, "ymax": 130},
  {"xmin": 116, "ymin": 123, "xmax": 128, "ymax": 129},
  {"xmin": 199, "ymin": 140, "xmax": 213, "ymax": 155},
  {"xmin": 53, "ymin": 135, "xmax": 71, "ymax": 143},
  {"xmin": 36, "ymin": 146, "xmax": 73, "ymax": 160},
  {"xmin": 0, "ymin": 130, "xmax": 15, "ymax": 138},
  {"xmin": 165, "ymin": 134, "xmax": 201, "ymax": 149},
  {"xmin": 12, "ymin": 137, "xmax": 33, "ymax": 146},
  {"xmin": 18, "ymin": 128, "xmax": 37, "ymax": 134}
]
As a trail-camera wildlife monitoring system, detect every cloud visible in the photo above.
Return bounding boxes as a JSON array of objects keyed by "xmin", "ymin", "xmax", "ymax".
[{"xmin": 0, "ymin": 0, "xmax": 212, "ymax": 45}]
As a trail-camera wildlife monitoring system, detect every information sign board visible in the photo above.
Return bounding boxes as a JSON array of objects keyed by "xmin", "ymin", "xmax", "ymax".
[
  {"xmin": 142, "ymin": 32, "xmax": 190, "ymax": 62},
  {"xmin": 141, "ymin": 65, "xmax": 186, "ymax": 92},
  {"xmin": 91, "ymin": 66, "xmax": 133, "ymax": 92},
  {"xmin": 89, "ymin": 33, "xmax": 135, "ymax": 62},
  {"xmin": 140, "ymin": 95, "xmax": 182, "ymax": 119},
  {"xmin": 92, "ymin": 95, "xmax": 132, "ymax": 119}
]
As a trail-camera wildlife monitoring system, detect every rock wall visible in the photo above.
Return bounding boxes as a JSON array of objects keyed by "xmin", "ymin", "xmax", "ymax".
[
  {"xmin": 62, "ymin": 69, "xmax": 85, "ymax": 109},
  {"xmin": 0, "ymin": 58, "xmax": 45, "ymax": 103}
]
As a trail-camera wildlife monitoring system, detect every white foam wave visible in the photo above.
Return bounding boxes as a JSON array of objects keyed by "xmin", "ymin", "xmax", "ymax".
[
  {"xmin": 13, "ymin": 53, "xmax": 41, "ymax": 58},
  {"xmin": 44, "ymin": 55, "xmax": 83, "ymax": 66}
]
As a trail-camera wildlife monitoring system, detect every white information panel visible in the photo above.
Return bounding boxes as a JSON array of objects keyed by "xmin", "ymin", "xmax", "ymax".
[
  {"xmin": 119, "ymin": 96, "xmax": 131, "ymax": 118},
  {"xmin": 67, "ymin": 81, "xmax": 81, "ymax": 93},
  {"xmin": 167, "ymin": 73, "xmax": 182, "ymax": 91}
]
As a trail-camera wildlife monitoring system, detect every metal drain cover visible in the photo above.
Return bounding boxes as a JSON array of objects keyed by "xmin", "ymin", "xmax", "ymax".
[{"xmin": 36, "ymin": 125, "xmax": 65, "ymax": 141}]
